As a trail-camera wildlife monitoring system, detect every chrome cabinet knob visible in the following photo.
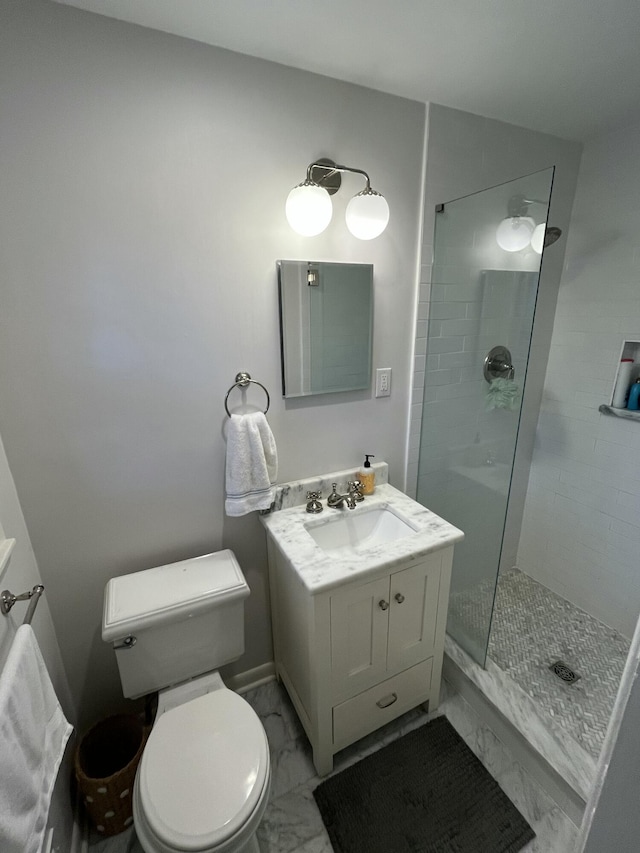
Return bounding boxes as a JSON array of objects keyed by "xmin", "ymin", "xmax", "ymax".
[
  {"xmin": 379, "ymin": 600, "xmax": 389, "ymax": 611},
  {"xmin": 394, "ymin": 593, "xmax": 405, "ymax": 604}
]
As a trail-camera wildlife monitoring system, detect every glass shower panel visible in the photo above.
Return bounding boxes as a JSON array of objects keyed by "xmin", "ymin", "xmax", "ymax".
[{"xmin": 416, "ymin": 169, "xmax": 554, "ymax": 666}]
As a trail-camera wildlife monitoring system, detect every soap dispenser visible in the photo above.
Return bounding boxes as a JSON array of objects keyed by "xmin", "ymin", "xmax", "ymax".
[{"xmin": 358, "ymin": 454, "xmax": 376, "ymax": 495}]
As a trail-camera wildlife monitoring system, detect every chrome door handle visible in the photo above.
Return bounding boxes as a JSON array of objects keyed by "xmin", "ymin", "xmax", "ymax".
[
  {"xmin": 378, "ymin": 600, "xmax": 389, "ymax": 611},
  {"xmin": 376, "ymin": 692, "xmax": 398, "ymax": 709},
  {"xmin": 394, "ymin": 593, "xmax": 405, "ymax": 604}
]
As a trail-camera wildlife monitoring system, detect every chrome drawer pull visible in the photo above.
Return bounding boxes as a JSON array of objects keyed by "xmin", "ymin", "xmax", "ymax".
[
  {"xmin": 394, "ymin": 593, "xmax": 405, "ymax": 604},
  {"xmin": 376, "ymin": 692, "xmax": 398, "ymax": 709},
  {"xmin": 379, "ymin": 600, "xmax": 389, "ymax": 611}
]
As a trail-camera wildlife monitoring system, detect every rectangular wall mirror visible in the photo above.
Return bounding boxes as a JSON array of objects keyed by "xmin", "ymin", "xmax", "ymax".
[{"xmin": 277, "ymin": 260, "xmax": 374, "ymax": 398}]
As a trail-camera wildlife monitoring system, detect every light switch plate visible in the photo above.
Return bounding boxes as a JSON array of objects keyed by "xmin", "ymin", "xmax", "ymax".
[{"xmin": 376, "ymin": 368, "xmax": 392, "ymax": 397}]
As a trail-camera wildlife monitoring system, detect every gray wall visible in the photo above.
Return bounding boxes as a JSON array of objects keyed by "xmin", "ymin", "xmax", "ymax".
[
  {"xmin": 0, "ymin": 434, "xmax": 77, "ymax": 850},
  {"xmin": 518, "ymin": 115, "xmax": 640, "ymax": 637},
  {"xmin": 0, "ymin": 0, "xmax": 425, "ymax": 726},
  {"xmin": 408, "ymin": 104, "xmax": 581, "ymax": 582}
]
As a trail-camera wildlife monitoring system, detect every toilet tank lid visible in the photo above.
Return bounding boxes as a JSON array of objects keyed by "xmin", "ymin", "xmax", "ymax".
[{"xmin": 102, "ymin": 550, "xmax": 249, "ymax": 642}]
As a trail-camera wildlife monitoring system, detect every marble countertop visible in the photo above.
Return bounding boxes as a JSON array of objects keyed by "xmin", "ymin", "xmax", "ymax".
[{"xmin": 261, "ymin": 481, "xmax": 463, "ymax": 594}]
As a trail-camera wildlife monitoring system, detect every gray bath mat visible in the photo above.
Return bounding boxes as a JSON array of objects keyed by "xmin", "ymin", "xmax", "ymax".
[{"xmin": 313, "ymin": 715, "xmax": 535, "ymax": 853}]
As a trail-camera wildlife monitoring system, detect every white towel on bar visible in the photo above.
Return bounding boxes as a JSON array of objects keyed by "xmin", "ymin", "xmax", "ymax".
[
  {"xmin": 225, "ymin": 412, "xmax": 278, "ymax": 516},
  {"xmin": 0, "ymin": 624, "xmax": 73, "ymax": 853}
]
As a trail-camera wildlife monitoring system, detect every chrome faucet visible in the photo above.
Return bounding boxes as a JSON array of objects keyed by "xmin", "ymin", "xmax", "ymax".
[{"xmin": 327, "ymin": 482, "xmax": 362, "ymax": 510}]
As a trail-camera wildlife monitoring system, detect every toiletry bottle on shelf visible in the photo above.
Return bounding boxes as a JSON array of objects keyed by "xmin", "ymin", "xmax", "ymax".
[
  {"xmin": 612, "ymin": 358, "xmax": 635, "ymax": 408},
  {"xmin": 627, "ymin": 379, "xmax": 640, "ymax": 411},
  {"xmin": 358, "ymin": 454, "xmax": 375, "ymax": 495}
]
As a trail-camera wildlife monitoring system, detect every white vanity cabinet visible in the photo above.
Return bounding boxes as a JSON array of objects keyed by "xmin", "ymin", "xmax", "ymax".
[{"xmin": 266, "ymin": 538, "xmax": 453, "ymax": 775}]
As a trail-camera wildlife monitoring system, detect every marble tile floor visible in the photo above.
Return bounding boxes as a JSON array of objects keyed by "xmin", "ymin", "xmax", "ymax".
[{"xmin": 88, "ymin": 677, "xmax": 580, "ymax": 853}]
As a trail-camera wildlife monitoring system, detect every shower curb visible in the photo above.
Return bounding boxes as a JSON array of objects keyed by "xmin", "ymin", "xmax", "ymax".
[{"xmin": 444, "ymin": 635, "xmax": 595, "ymax": 802}]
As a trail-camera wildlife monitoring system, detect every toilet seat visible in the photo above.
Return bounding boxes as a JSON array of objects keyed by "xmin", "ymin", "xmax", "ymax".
[{"xmin": 135, "ymin": 688, "xmax": 270, "ymax": 852}]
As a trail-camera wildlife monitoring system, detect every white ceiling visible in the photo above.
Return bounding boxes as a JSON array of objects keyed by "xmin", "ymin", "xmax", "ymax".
[{"xmin": 54, "ymin": 0, "xmax": 640, "ymax": 141}]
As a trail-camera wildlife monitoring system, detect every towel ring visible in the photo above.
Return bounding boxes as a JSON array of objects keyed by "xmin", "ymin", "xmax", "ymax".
[{"xmin": 224, "ymin": 372, "xmax": 270, "ymax": 417}]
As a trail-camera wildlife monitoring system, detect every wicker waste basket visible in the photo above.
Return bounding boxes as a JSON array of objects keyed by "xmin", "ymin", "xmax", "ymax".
[{"xmin": 75, "ymin": 714, "xmax": 147, "ymax": 837}]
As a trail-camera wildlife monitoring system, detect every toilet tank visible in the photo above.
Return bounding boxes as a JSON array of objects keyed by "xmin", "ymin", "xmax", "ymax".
[{"xmin": 102, "ymin": 550, "xmax": 250, "ymax": 699}]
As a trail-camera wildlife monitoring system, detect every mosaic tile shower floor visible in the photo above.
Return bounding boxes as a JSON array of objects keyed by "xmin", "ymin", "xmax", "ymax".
[
  {"xmin": 89, "ymin": 678, "xmax": 579, "ymax": 853},
  {"xmin": 451, "ymin": 567, "xmax": 630, "ymax": 760}
]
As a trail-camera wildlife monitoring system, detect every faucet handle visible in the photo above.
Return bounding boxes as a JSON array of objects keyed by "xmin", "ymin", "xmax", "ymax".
[
  {"xmin": 306, "ymin": 491, "xmax": 323, "ymax": 514},
  {"xmin": 347, "ymin": 480, "xmax": 365, "ymax": 501}
]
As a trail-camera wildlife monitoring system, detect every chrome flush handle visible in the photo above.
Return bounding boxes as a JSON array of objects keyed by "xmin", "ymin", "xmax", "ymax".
[{"xmin": 113, "ymin": 635, "xmax": 137, "ymax": 650}]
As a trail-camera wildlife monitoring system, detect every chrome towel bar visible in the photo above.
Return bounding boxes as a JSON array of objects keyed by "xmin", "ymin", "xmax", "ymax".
[{"xmin": 1, "ymin": 584, "xmax": 45, "ymax": 625}]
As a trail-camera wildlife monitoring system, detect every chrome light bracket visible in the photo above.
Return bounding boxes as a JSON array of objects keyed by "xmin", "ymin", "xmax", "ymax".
[{"xmin": 308, "ymin": 158, "xmax": 342, "ymax": 195}]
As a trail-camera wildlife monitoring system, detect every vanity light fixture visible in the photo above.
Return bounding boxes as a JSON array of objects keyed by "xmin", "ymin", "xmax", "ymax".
[
  {"xmin": 496, "ymin": 194, "xmax": 562, "ymax": 254},
  {"xmin": 496, "ymin": 194, "xmax": 536, "ymax": 252},
  {"xmin": 285, "ymin": 158, "xmax": 390, "ymax": 240}
]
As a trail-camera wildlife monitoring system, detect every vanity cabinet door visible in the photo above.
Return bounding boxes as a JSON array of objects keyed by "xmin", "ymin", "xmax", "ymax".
[
  {"xmin": 387, "ymin": 555, "xmax": 441, "ymax": 673},
  {"xmin": 330, "ymin": 575, "xmax": 390, "ymax": 703}
]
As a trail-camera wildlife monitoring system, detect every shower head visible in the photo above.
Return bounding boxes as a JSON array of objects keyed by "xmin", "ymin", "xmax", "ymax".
[{"xmin": 543, "ymin": 226, "xmax": 562, "ymax": 247}]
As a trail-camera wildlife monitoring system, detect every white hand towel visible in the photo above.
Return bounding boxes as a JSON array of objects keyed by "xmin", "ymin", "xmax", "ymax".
[
  {"xmin": 225, "ymin": 412, "xmax": 278, "ymax": 516},
  {"xmin": 0, "ymin": 624, "xmax": 73, "ymax": 853}
]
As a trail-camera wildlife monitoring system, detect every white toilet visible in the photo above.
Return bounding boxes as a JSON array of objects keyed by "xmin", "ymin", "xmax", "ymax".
[{"xmin": 102, "ymin": 550, "xmax": 271, "ymax": 853}]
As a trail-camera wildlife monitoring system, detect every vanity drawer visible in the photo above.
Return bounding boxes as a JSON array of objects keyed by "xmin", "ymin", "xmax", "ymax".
[{"xmin": 332, "ymin": 658, "xmax": 433, "ymax": 752}]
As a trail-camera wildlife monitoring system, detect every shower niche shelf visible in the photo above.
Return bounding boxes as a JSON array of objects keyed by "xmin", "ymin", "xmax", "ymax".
[
  {"xmin": 599, "ymin": 405, "xmax": 640, "ymax": 422},
  {"xmin": 602, "ymin": 339, "xmax": 640, "ymax": 419}
]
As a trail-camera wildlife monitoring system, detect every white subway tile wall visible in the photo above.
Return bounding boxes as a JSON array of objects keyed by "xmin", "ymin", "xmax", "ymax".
[{"xmin": 517, "ymin": 116, "xmax": 640, "ymax": 637}]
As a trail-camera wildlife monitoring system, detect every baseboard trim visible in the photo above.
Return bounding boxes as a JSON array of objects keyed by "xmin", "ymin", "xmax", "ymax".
[{"xmin": 226, "ymin": 661, "xmax": 276, "ymax": 695}]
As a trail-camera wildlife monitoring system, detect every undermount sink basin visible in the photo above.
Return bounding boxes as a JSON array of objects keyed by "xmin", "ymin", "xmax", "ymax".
[{"xmin": 305, "ymin": 505, "xmax": 418, "ymax": 554}]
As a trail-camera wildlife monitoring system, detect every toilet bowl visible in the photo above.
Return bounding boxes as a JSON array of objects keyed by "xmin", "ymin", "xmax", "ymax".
[
  {"xmin": 102, "ymin": 551, "xmax": 271, "ymax": 853},
  {"xmin": 133, "ymin": 678, "xmax": 270, "ymax": 853}
]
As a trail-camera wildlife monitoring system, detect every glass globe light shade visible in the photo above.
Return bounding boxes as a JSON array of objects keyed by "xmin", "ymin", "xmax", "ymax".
[
  {"xmin": 496, "ymin": 216, "xmax": 535, "ymax": 252},
  {"xmin": 285, "ymin": 182, "xmax": 332, "ymax": 236},
  {"xmin": 531, "ymin": 222, "xmax": 546, "ymax": 254},
  {"xmin": 345, "ymin": 190, "xmax": 390, "ymax": 240}
]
